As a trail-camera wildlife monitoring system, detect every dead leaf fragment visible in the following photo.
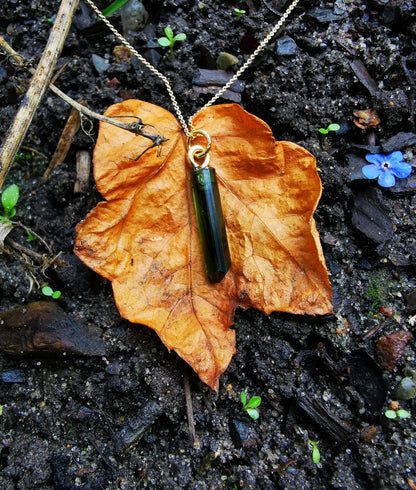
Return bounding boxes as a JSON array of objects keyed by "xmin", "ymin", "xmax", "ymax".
[
  {"xmin": 75, "ymin": 100, "xmax": 332, "ymax": 389},
  {"xmin": 353, "ymin": 109, "xmax": 380, "ymax": 130},
  {"xmin": 0, "ymin": 301, "xmax": 105, "ymax": 356}
]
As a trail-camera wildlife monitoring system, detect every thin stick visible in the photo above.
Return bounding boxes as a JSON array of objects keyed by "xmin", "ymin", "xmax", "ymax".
[
  {"xmin": 183, "ymin": 371, "xmax": 197, "ymax": 446},
  {"xmin": 0, "ymin": 0, "xmax": 80, "ymax": 190},
  {"xmin": 0, "ymin": 36, "xmax": 168, "ymax": 172}
]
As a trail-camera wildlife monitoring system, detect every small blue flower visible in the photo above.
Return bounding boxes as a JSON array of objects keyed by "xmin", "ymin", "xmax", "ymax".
[{"xmin": 362, "ymin": 151, "xmax": 412, "ymax": 187}]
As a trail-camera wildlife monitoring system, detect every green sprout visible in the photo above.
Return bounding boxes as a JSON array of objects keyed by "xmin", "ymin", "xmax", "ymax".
[
  {"xmin": 102, "ymin": 0, "xmax": 130, "ymax": 17},
  {"xmin": 158, "ymin": 27, "xmax": 186, "ymax": 59},
  {"xmin": 26, "ymin": 230, "xmax": 36, "ymax": 242},
  {"xmin": 233, "ymin": 8, "xmax": 246, "ymax": 20},
  {"xmin": 1, "ymin": 184, "xmax": 19, "ymax": 223},
  {"xmin": 318, "ymin": 123, "xmax": 340, "ymax": 135},
  {"xmin": 42, "ymin": 286, "xmax": 62, "ymax": 300},
  {"xmin": 385, "ymin": 408, "xmax": 410, "ymax": 420},
  {"xmin": 308, "ymin": 440, "xmax": 321, "ymax": 464},
  {"xmin": 240, "ymin": 392, "xmax": 261, "ymax": 420}
]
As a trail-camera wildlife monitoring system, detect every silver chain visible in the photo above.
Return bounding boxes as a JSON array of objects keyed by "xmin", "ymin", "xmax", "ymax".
[{"xmin": 84, "ymin": 0, "xmax": 299, "ymax": 137}]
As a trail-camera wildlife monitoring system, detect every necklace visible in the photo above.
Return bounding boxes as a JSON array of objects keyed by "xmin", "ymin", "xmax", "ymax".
[{"xmin": 84, "ymin": 0, "xmax": 300, "ymax": 282}]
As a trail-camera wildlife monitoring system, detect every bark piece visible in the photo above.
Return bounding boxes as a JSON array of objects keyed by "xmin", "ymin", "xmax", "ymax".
[
  {"xmin": 74, "ymin": 150, "xmax": 91, "ymax": 194},
  {"xmin": 42, "ymin": 104, "xmax": 84, "ymax": 181},
  {"xmin": 296, "ymin": 392, "xmax": 356, "ymax": 442}
]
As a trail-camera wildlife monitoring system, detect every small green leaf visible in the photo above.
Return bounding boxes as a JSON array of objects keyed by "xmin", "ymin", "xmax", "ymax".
[
  {"xmin": 174, "ymin": 33, "xmax": 186, "ymax": 42},
  {"xmin": 327, "ymin": 123, "xmax": 340, "ymax": 132},
  {"xmin": 246, "ymin": 408, "xmax": 259, "ymax": 420},
  {"xmin": 26, "ymin": 230, "xmax": 35, "ymax": 242},
  {"xmin": 318, "ymin": 128, "xmax": 329, "ymax": 135},
  {"xmin": 384, "ymin": 410, "xmax": 397, "ymax": 419},
  {"xmin": 312, "ymin": 446, "xmax": 320, "ymax": 464},
  {"xmin": 102, "ymin": 0, "xmax": 130, "ymax": 17},
  {"xmin": 164, "ymin": 26, "xmax": 174, "ymax": 40},
  {"xmin": 158, "ymin": 37, "xmax": 171, "ymax": 47},
  {"xmin": 240, "ymin": 392, "xmax": 247, "ymax": 406},
  {"xmin": 52, "ymin": 290, "xmax": 62, "ymax": 299},
  {"xmin": 42, "ymin": 286, "xmax": 54, "ymax": 297},
  {"xmin": 308, "ymin": 440, "xmax": 320, "ymax": 464},
  {"xmin": 246, "ymin": 396, "xmax": 262, "ymax": 409},
  {"xmin": 396, "ymin": 409, "xmax": 410, "ymax": 419},
  {"xmin": 1, "ymin": 184, "xmax": 19, "ymax": 214},
  {"xmin": 0, "ymin": 405, "xmax": 3, "ymax": 416}
]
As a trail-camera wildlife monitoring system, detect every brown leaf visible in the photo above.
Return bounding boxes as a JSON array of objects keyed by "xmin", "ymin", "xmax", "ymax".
[{"xmin": 75, "ymin": 100, "xmax": 332, "ymax": 389}]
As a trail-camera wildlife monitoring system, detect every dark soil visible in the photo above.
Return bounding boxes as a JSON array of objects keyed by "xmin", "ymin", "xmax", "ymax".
[{"xmin": 1, "ymin": 0, "xmax": 416, "ymax": 488}]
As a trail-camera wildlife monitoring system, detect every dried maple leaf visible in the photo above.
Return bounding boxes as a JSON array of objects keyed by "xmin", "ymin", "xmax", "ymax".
[{"xmin": 75, "ymin": 100, "xmax": 332, "ymax": 389}]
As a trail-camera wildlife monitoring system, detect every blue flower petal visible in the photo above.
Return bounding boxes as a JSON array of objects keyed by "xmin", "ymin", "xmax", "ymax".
[
  {"xmin": 386, "ymin": 151, "xmax": 404, "ymax": 165},
  {"xmin": 390, "ymin": 161, "xmax": 412, "ymax": 179},
  {"xmin": 365, "ymin": 154, "xmax": 384, "ymax": 166},
  {"xmin": 362, "ymin": 164, "xmax": 382, "ymax": 179},
  {"xmin": 378, "ymin": 170, "xmax": 396, "ymax": 187}
]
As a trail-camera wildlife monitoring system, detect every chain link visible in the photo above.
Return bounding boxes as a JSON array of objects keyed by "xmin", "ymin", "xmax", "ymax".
[{"xmin": 85, "ymin": 0, "xmax": 299, "ymax": 136}]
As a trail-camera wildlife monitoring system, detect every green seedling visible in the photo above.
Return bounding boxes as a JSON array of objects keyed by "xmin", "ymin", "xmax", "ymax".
[
  {"xmin": 308, "ymin": 440, "xmax": 320, "ymax": 464},
  {"xmin": 233, "ymin": 8, "xmax": 246, "ymax": 20},
  {"xmin": 42, "ymin": 286, "xmax": 62, "ymax": 300},
  {"xmin": 240, "ymin": 392, "xmax": 261, "ymax": 420},
  {"xmin": 26, "ymin": 230, "xmax": 36, "ymax": 242},
  {"xmin": 385, "ymin": 408, "xmax": 410, "ymax": 420},
  {"xmin": 158, "ymin": 27, "xmax": 186, "ymax": 59},
  {"xmin": 1, "ymin": 184, "xmax": 19, "ymax": 222},
  {"xmin": 318, "ymin": 123, "xmax": 340, "ymax": 135},
  {"xmin": 102, "ymin": 0, "xmax": 130, "ymax": 17}
]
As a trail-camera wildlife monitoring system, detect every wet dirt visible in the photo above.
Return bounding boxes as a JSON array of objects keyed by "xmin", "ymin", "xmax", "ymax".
[{"xmin": 0, "ymin": 0, "xmax": 416, "ymax": 488}]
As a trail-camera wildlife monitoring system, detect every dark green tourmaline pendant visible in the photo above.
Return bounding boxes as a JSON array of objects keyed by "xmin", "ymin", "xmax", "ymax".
[{"xmin": 191, "ymin": 167, "xmax": 231, "ymax": 283}]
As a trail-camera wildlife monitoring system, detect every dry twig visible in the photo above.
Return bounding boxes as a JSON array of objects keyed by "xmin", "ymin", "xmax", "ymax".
[{"xmin": 0, "ymin": 0, "xmax": 80, "ymax": 189}]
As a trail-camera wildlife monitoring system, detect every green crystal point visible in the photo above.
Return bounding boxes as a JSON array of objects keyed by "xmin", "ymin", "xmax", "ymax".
[{"xmin": 191, "ymin": 167, "xmax": 231, "ymax": 283}]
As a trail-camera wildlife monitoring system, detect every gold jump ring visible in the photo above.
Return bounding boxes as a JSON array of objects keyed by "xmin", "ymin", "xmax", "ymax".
[{"xmin": 186, "ymin": 129, "xmax": 211, "ymax": 158}]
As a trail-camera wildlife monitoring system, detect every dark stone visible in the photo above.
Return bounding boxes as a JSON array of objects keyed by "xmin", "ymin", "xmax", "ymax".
[
  {"xmin": 192, "ymin": 86, "xmax": 241, "ymax": 103},
  {"xmin": 192, "ymin": 69, "xmax": 245, "ymax": 93},
  {"xmin": 381, "ymin": 132, "xmax": 416, "ymax": 154},
  {"xmin": 385, "ymin": 174, "xmax": 416, "ymax": 195},
  {"xmin": 229, "ymin": 414, "xmax": 258, "ymax": 448},
  {"xmin": 351, "ymin": 188, "xmax": 394, "ymax": 244},
  {"xmin": 306, "ymin": 7, "xmax": 347, "ymax": 23},
  {"xmin": 1, "ymin": 368, "xmax": 26, "ymax": 383},
  {"xmin": 0, "ymin": 301, "xmax": 105, "ymax": 356}
]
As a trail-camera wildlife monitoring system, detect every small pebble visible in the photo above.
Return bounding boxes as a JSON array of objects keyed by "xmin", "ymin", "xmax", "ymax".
[
  {"xmin": 120, "ymin": 0, "xmax": 148, "ymax": 33},
  {"xmin": 277, "ymin": 37, "xmax": 297, "ymax": 56},
  {"xmin": 92, "ymin": 54, "xmax": 109, "ymax": 74},
  {"xmin": 216, "ymin": 52, "xmax": 238, "ymax": 71},
  {"xmin": 394, "ymin": 377, "xmax": 416, "ymax": 400}
]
